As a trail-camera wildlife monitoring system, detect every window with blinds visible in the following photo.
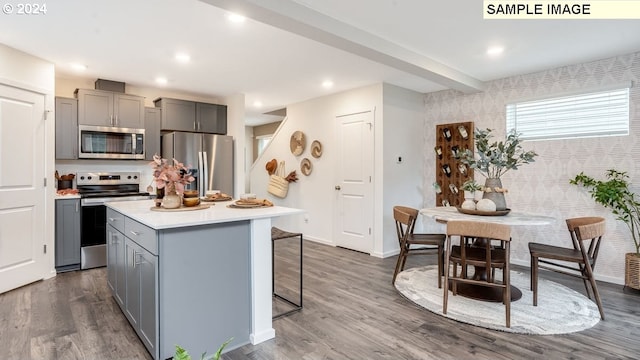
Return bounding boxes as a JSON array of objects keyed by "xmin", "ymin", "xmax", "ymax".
[{"xmin": 506, "ymin": 86, "xmax": 630, "ymax": 141}]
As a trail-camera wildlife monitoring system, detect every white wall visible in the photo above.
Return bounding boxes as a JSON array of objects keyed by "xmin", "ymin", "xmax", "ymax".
[
  {"xmin": 248, "ymin": 83, "xmax": 425, "ymax": 258},
  {"xmin": 0, "ymin": 43, "xmax": 56, "ymax": 276},
  {"xmin": 249, "ymin": 84, "xmax": 383, "ymax": 247},
  {"xmin": 224, "ymin": 93, "xmax": 246, "ymax": 198},
  {"xmin": 381, "ymin": 84, "xmax": 426, "ymax": 257},
  {"xmin": 244, "ymin": 126, "xmax": 254, "ymax": 193},
  {"xmin": 423, "ymin": 51, "xmax": 640, "ymax": 285}
]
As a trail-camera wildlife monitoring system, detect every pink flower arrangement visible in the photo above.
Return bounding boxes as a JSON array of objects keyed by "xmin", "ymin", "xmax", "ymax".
[{"xmin": 150, "ymin": 154, "xmax": 195, "ymax": 195}]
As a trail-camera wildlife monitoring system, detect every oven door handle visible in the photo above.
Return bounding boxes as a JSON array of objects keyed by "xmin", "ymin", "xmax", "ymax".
[
  {"xmin": 81, "ymin": 196, "xmax": 151, "ymax": 206},
  {"xmin": 81, "ymin": 198, "xmax": 107, "ymax": 206}
]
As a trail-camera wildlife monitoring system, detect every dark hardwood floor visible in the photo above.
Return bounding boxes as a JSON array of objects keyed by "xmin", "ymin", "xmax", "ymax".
[{"xmin": 1, "ymin": 240, "xmax": 639, "ymax": 360}]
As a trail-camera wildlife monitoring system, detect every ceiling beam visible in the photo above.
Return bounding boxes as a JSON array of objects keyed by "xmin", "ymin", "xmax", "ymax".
[{"xmin": 200, "ymin": 0, "xmax": 485, "ymax": 93}]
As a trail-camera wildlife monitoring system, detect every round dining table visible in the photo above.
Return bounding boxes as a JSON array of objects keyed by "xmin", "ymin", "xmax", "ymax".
[
  {"xmin": 420, "ymin": 206, "xmax": 556, "ymax": 226},
  {"xmin": 420, "ymin": 206, "xmax": 556, "ymax": 302}
]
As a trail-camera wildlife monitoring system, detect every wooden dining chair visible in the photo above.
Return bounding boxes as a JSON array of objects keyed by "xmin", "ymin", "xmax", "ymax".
[
  {"xmin": 392, "ymin": 206, "xmax": 446, "ymax": 287},
  {"xmin": 443, "ymin": 220, "xmax": 512, "ymax": 327},
  {"xmin": 529, "ymin": 217, "xmax": 606, "ymax": 320}
]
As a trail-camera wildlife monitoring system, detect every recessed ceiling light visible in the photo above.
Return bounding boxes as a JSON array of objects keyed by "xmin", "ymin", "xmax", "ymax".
[
  {"xmin": 155, "ymin": 77, "xmax": 168, "ymax": 85},
  {"xmin": 487, "ymin": 46, "xmax": 504, "ymax": 56},
  {"xmin": 70, "ymin": 63, "xmax": 87, "ymax": 72},
  {"xmin": 253, "ymin": 101, "xmax": 263, "ymax": 108},
  {"xmin": 227, "ymin": 12, "xmax": 246, "ymax": 23},
  {"xmin": 322, "ymin": 80, "xmax": 334, "ymax": 89},
  {"xmin": 175, "ymin": 53, "xmax": 191, "ymax": 63}
]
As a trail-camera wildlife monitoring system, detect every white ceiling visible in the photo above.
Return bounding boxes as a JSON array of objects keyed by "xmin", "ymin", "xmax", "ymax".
[{"xmin": 1, "ymin": 0, "xmax": 639, "ymax": 126}]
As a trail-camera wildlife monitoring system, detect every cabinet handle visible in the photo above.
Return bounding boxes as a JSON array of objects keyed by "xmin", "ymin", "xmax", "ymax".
[
  {"xmin": 115, "ymin": 115, "xmax": 119, "ymax": 126},
  {"xmin": 75, "ymin": 201, "xmax": 79, "ymax": 212},
  {"xmin": 133, "ymin": 252, "xmax": 144, "ymax": 267},
  {"xmin": 109, "ymin": 115, "xmax": 113, "ymax": 126},
  {"xmin": 130, "ymin": 230, "xmax": 141, "ymax": 237},
  {"xmin": 108, "ymin": 217, "xmax": 117, "ymax": 222},
  {"xmin": 193, "ymin": 121, "xmax": 197, "ymax": 131}
]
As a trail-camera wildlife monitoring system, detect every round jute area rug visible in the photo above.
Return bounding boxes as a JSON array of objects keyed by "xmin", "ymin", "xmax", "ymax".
[{"xmin": 394, "ymin": 266, "xmax": 600, "ymax": 335}]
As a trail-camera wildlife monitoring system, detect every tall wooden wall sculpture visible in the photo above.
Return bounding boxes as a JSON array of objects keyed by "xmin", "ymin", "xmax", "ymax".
[{"xmin": 434, "ymin": 122, "xmax": 474, "ymax": 207}]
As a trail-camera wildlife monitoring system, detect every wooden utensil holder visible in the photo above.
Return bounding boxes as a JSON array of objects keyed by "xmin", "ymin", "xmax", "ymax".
[{"xmin": 435, "ymin": 121, "xmax": 474, "ymax": 207}]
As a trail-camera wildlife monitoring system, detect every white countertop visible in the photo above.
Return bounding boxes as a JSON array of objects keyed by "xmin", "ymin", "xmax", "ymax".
[
  {"xmin": 420, "ymin": 206, "xmax": 556, "ymax": 226},
  {"xmin": 55, "ymin": 194, "xmax": 80, "ymax": 200},
  {"xmin": 106, "ymin": 199, "xmax": 304, "ymax": 230}
]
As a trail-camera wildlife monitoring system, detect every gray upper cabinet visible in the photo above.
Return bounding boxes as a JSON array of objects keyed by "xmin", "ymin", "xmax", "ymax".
[
  {"xmin": 76, "ymin": 88, "xmax": 145, "ymax": 129},
  {"xmin": 55, "ymin": 199, "xmax": 81, "ymax": 271},
  {"xmin": 145, "ymin": 107, "xmax": 161, "ymax": 160},
  {"xmin": 55, "ymin": 97, "xmax": 78, "ymax": 160},
  {"xmin": 154, "ymin": 98, "xmax": 196, "ymax": 132},
  {"xmin": 154, "ymin": 97, "xmax": 227, "ymax": 134},
  {"xmin": 197, "ymin": 102, "xmax": 227, "ymax": 134}
]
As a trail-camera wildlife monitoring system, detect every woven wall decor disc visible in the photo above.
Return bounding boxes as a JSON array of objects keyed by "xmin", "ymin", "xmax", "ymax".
[
  {"xmin": 290, "ymin": 131, "xmax": 306, "ymax": 156},
  {"xmin": 301, "ymin": 158, "xmax": 312, "ymax": 176},
  {"xmin": 311, "ymin": 140, "xmax": 322, "ymax": 158}
]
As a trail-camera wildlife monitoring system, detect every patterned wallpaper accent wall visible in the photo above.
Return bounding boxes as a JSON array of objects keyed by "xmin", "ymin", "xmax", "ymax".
[{"xmin": 423, "ymin": 52, "xmax": 640, "ymax": 284}]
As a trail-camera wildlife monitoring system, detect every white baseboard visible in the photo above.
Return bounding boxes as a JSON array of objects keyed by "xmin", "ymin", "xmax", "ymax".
[
  {"xmin": 302, "ymin": 235, "xmax": 333, "ymax": 247},
  {"xmin": 250, "ymin": 328, "xmax": 275, "ymax": 345},
  {"xmin": 378, "ymin": 248, "xmax": 400, "ymax": 258}
]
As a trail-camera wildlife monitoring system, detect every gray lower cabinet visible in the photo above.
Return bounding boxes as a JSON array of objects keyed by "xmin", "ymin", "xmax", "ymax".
[
  {"xmin": 55, "ymin": 97, "xmax": 78, "ymax": 160},
  {"xmin": 107, "ymin": 208, "xmax": 157, "ymax": 355},
  {"xmin": 106, "ymin": 224, "xmax": 126, "ymax": 307},
  {"xmin": 106, "ymin": 208, "xmax": 250, "ymax": 360},
  {"xmin": 125, "ymin": 238, "xmax": 157, "ymax": 352},
  {"xmin": 144, "ymin": 107, "xmax": 161, "ymax": 160},
  {"xmin": 55, "ymin": 199, "xmax": 81, "ymax": 271}
]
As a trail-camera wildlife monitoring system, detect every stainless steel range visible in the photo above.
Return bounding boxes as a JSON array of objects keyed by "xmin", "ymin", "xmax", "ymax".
[{"xmin": 77, "ymin": 171, "xmax": 150, "ymax": 269}]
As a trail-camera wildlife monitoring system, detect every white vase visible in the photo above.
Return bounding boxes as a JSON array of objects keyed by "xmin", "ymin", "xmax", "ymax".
[
  {"xmin": 162, "ymin": 190, "xmax": 181, "ymax": 209},
  {"xmin": 461, "ymin": 198, "xmax": 476, "ymax": 210}
]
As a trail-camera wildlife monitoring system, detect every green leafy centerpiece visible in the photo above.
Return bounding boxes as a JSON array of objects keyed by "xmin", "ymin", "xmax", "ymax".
[{"xmin": 459, "ymin": 128, "xmax": 538, "ymax": 210}]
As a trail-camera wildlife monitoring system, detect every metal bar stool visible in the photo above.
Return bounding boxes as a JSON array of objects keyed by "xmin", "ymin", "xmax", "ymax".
[{"xmin": 271, "ymin": 226, "xmax": 303, "ymax": 319}]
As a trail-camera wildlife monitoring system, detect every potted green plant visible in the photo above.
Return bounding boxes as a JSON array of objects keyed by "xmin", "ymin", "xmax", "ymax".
[
  {"xmin": 461, "ymin": 179, "xmax": 482, "ymax": 197},
  {"xmin": 459, "ymin": 128, "xmax": 538, "ymax": 210},
  {"xmin": 570, "ymin": 169, "xmax": 640, "ymax": 289},
  {"xmin": 460, "ymin": 179, "xmax": 482, "ymax": 210},
  {"xmin": 173, "ymin": 338, "xmax": 233, "ymax": 360}
]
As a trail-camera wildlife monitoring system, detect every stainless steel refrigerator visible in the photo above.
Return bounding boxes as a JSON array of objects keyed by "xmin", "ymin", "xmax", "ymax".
[{"xmin": 162, "ymin": 132, "xmax": 234, "ymax": 197}]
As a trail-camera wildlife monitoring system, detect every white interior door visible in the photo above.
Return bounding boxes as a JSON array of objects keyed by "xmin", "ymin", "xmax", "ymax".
[
  {"xmin": 333, "ymin": 110, "xmax": 374, "ymax": 253},
  {"xmin": 0, "ymin": 83, "xmax": 47, "ymax": 294}
]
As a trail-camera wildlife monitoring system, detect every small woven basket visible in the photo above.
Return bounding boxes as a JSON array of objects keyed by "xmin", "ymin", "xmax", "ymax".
[{"xmin": 625, "ymin": 253, "xmax": 640, "ymax": 290}]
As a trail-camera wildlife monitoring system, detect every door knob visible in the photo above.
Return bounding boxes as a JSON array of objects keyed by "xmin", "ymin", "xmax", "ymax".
[{"xmin": 335, "ymin": 185, "xmax": 341, "ymax": 190}]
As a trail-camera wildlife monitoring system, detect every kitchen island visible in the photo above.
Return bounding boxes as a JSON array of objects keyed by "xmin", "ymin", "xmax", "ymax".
[{"xmin": 105, "ymin": 199, "xmax": 303, "ymax": 360}]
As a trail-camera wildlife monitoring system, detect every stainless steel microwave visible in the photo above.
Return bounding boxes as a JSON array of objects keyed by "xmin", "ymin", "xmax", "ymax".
[{"xmin": 78, "ymin": 125, "xmax": 145, "ymax": 160}]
